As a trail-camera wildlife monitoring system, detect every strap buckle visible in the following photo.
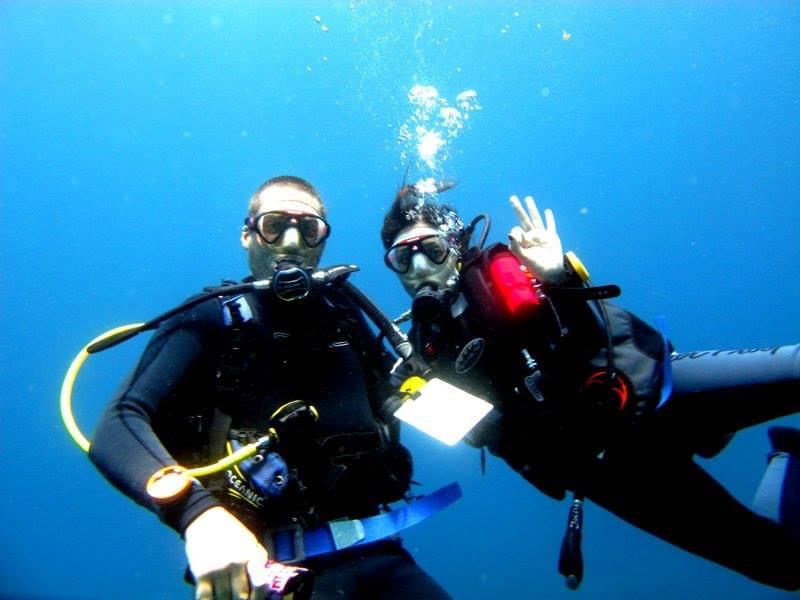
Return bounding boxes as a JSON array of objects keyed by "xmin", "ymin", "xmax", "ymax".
[
  {"xmin": 266, "ymin": 523, "xmax": 306, "ymax": 563},
  {"xmin": 328, "ymin": 518, "xmax": 365, "ymax": 551}
]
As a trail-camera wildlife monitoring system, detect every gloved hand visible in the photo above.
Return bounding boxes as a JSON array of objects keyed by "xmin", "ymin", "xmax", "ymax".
[
  {"xmin": 185, "ymin": 506, "xmax": 269, "ymax": 600},
  {"xmin": 508, "ymin": 194, "xmax": 567, "ymax": 284}
]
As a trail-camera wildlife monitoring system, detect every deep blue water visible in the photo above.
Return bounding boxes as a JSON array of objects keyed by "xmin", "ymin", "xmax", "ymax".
[{"xmin": 2, "ymin": 2, "xmax": 799, "ymax": 598}]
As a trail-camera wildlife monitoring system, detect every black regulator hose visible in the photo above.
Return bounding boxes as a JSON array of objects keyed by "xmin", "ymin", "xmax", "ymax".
[
  {"xmin": 340, "ymin": 280, "xmax": 414, "ymax": 359},
  {"xmin": 465, "ymin": 213, "xmax": 491, "ymax": 250},
  {"xmin": 87, "ymin": 268, "xmax": 420, "ymax": 374},
  {"xmin": 87, "ymin": 281, "xmax": 263, "ymax": 354}
]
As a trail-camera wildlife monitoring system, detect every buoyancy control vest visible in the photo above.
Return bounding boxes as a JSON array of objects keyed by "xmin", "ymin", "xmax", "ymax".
[
  {"xmin": 192, "ymin": 281, "xmax": 413, "ymax": 529},
  {"xmin": 417, "ymin": 243, "xmax": 672, "ymax": 485},
  {"xmin": 437, "ymin": 241, "xmax": 674, "ymax": 590}
]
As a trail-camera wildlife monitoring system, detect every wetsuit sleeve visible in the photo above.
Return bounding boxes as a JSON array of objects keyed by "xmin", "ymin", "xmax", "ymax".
[{"xmin": 88, "ymin": 298, "xmax": 225, "ymax": 534}]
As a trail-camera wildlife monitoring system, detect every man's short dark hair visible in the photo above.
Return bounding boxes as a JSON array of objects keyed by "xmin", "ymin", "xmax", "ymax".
[{"xmin": 248, "ymin": 175, "xmax": 326, "ymax": 218}]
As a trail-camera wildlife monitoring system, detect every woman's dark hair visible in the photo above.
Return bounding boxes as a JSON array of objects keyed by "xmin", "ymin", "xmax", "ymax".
[{"xmin": 380, "ymin": 179, "xmax": 466, "ymax": 250}]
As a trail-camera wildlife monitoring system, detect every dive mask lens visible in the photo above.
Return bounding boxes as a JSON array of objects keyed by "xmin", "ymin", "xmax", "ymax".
[
  {"xmin": 384, "ymin": 235, "xmax": 449, "ymax": 274},
  {"xmin": 249, "ymin": 212, "xmax": 330, "ymax": 247},
  {"xmin": 420, "ymin": 236, "xmax": 449, "ymax": 263},
  {"xmin": 385, "ymin": 243, "xmax": 413, "ymax": 274},
  {"xmin": 257, "ymin": 213, "xmax": 286, "ymax": 243},
  {"xmin": 298, "ymin": 216, "xmax": 328, "ymax": 247}
]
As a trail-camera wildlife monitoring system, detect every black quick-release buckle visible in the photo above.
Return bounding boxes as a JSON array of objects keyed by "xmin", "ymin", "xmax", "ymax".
[
  {"xmin": 264, "ymin": 517, "xmax": 367, "ymax": 563},
  {"xmin": 265, "ymin": 523, "xmax": 306, "ymax": 563}
]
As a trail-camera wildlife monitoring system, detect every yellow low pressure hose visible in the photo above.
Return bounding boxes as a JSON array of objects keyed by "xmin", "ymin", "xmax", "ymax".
[
  {"xmin": 145, "ymin": 433, "xmax": 274, "ymax": 503},
  {"xmin": 60, "ymin": 323, "xmax": 276, "ymax": 502},
  {"xmin": 60, "ymin": 323, "xmax": 145, "ymax": 453}
]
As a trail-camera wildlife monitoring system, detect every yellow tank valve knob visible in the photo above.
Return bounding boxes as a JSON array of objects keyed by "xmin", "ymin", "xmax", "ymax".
[{"xmin": 565, "ymin": 251, "xmax": 590, "ymax": 282}]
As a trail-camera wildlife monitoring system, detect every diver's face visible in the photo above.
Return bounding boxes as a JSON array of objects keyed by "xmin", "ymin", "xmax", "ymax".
[
  {"xmin": 241, "ymin": 185, "xmax": 326, "ymax": 280},
  {"xmin": 389, "ymin": 223, "xmax": 460, "ymax": 296}
]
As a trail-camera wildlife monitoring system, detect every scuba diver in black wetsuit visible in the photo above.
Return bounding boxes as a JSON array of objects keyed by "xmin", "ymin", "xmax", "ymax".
[
  {"xmin": 87, "ymin": 176, "xmax": 459, "ymax": 600},
  {"xmin": 379, "ymin": 180, "xmax": 800, "ymax": 591}
]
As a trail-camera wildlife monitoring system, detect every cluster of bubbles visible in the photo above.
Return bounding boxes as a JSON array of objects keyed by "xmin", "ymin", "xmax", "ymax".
[{"xmin": 398, "ymin": 85, "xmax": 481, "ymax": 172}]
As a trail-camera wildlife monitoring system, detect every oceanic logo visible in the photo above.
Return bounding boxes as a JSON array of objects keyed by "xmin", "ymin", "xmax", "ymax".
[
  {"xmin": 226, "ymin": 468, "xmax": 266, "ymax": 509},
  {"xmin": 398, "ymin": 85, "xmax": 481, "ymax": 171}
]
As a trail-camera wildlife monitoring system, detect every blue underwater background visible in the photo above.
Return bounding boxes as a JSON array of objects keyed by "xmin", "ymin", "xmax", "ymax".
[{"xmin": 2, "ymin": 2, "xmax": 799, "ymax": 598}]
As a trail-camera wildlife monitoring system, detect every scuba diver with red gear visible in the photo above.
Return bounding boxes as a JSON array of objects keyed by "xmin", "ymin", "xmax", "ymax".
[{"xmin": 380, "ymin": 181, "xmax": 800, "ymax": 591}]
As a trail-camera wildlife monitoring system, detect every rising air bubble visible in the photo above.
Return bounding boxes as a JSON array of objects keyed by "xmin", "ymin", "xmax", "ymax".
[{"xmin": 398, "ymin": 86, "xmax": 481, "ymax": 172}]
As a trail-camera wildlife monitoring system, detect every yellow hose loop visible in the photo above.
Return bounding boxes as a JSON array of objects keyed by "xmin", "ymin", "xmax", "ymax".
[
  {"xmin": 63, "ymin": 323, "xmax": 281, "ymax": 503},
  {"xmin": 60, "ymin": 323, "xmax": 145, "ymax": 453},
  {"xmin": 184, "ymin": 442, "xmax": 261, "ymax": 479}
]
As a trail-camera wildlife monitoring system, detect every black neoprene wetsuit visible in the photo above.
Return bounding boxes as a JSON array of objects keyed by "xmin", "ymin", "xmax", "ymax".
[
  {"xmin": 89, "ymin": 284, "xmax": 452, "ymax": 600},
  {"xmin": 411, "ymin": 291, "xmax": 800, "ymax": 591}
]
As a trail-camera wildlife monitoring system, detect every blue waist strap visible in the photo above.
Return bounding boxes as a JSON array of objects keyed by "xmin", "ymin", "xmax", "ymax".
[{"xmin": 266, "ymin": 482, "xmax": 462, "ymax": 563}]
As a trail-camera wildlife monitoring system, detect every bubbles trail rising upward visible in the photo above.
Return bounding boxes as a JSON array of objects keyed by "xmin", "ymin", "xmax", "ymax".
[{"xmin": 398, "ymin": 85, "xmax": 481, "ymax": 173}]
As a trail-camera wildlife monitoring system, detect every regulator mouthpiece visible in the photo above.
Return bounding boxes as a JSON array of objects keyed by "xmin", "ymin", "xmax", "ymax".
[
  {"xmin": 273, "ymin": 265, "xmax": 312, "ymax": 301},
  {"xmin": 412, "ymin": 285, "xmax": 450, "ymax": 322}
]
